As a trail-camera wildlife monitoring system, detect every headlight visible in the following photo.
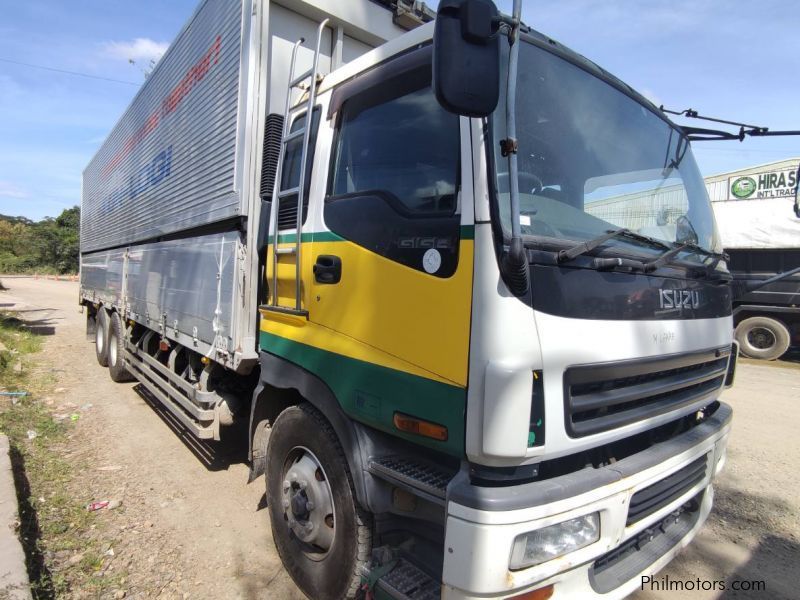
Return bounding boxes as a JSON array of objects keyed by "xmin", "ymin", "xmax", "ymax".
[{"xmin": 509, "ymin": 512, "xmax": 600, "ymax": 570}]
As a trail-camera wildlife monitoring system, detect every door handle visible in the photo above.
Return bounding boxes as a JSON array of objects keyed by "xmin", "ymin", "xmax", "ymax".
[{"xmin": 313, "ymin": 255, "xmax": 342, "ymax": 284}]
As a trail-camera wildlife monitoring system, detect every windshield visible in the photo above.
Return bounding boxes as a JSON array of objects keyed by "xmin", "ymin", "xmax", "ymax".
[{"xmin": 491, "ymin": 40, "xmax": 722, "ymax": 261}]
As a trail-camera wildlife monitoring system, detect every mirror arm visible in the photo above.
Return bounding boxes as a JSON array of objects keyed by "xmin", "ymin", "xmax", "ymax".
[
  {"xmin": 493, "ymin": 10, "xmax": 528, "ymax": 33},
  {"xmin": 499, "ymin": 0, "xmax": 529, "ymax": 296},
  {"xmin": 745, "ymin": 266, "xmax": 800, "ymax": 293}
]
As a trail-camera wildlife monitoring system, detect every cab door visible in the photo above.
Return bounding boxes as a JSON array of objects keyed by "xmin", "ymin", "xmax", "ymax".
[{"xmin": 305, "ymin": 54, "xmax": 475, "ymax": 454}]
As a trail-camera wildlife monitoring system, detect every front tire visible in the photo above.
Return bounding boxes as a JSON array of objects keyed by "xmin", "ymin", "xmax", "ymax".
[
  {"xmin": 107, "ymin": 312, "xmax": 134, "ymax": 382},
  {"xmin": 266, "ymin": 403, "xmax": 371, "ymax": 600},
  {"xmin": 95, "ymin": 309, "xmax": 109, "ymax": 367},
  {"xmin": 735, "ymin": 316, "xmax": 791, "ymax": 361}
]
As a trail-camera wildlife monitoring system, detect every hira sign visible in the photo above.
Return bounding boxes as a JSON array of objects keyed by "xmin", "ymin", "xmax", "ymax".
[{"xmin": 728, "ymin": 167, "xmax": 798, "ymax": 200}]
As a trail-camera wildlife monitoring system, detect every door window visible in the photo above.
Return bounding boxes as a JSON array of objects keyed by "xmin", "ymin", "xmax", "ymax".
[{"xmin": 325, "ymin": 75, "xmax": 461, "ymax": 277}]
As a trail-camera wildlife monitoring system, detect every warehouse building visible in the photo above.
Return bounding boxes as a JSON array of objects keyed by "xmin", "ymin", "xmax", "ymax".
[
  {"xmin": 585, "ymin": 157, "xmax": 799, "ymax": 249},
  {"xmin": 706, "ymin": 158, "xmax": 799, "ymax": 249}
]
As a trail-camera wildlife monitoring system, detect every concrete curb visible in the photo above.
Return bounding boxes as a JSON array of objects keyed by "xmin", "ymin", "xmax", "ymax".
[{"xmin": 0, "ymin": 435, "xmax": 32, "ymax": 599}]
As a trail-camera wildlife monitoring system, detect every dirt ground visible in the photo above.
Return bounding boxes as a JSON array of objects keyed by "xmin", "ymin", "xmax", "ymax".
[
  {"xmin": 2, "ymin": 277, "xmax": 798, "ymax": 599},
  {"xmin": 1, "ymin": 277, "xmax": 304, "ymax": 600}
]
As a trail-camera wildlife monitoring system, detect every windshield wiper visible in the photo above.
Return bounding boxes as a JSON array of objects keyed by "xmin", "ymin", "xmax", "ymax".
[
  {"xmin": 680, "ymin": 242, "xmax": 732, "ymax": 280},
  {"xmin": 643, "ymin": 244, "xmax": 688, "ymax": 272},
  {"xmin": 557, "ymin": 228, "xmax": 670, "ymax": 264},
  {"xmin": 679, "ymin": 241, "xmax": 727, "ymax": 262},
  {"xmin": 642, "ymin": 241, "xmax": 731, "ymax": 281}
]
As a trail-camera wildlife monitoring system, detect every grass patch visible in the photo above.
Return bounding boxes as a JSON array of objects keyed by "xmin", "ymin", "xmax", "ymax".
[
  {"xmin": 0, "ymin": 313, "xmax": 42, "ymax": 389},
  {"xmin": 0, "ymin": 311, "xmax": 124, "ymax": 598}
]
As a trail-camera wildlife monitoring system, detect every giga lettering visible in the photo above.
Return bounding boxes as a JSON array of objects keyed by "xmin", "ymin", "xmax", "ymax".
[
  {"xmin": 659, "ymin": 289, "xmax": 700, "ymax": 310},
  {"xmin": 100, "ymin": 146, "xmax": 172, "ymax": 215}
]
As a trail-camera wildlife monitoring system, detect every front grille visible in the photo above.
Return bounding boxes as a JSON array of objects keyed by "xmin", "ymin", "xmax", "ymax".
[
  {"xmin": 564, "ymin": 347, "xmax": 729, "ymax": 437},
  {"xmin": 627, "ymin": 454, "xmax": 708, "ymax": 526}
]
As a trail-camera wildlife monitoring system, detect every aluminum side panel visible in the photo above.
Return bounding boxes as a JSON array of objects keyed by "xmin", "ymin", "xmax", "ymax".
[
  {"xmin": 81, "ymin": 0, "xmax": 246, "ymax": 252},
  {"xmin": 80, "ymin": 249, "xmax": 127, "ymax": 306},
  {"xmin": 125, "ymin": 232, "xmax": 240, "ymax": 355}
]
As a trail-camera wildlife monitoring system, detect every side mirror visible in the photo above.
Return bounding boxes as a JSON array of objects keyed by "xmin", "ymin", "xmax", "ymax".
[
  {"xmin": 794, "ymin": 164, "xmax": 799, "ymax": 218},
  {"xmin": 433, "ymin": 0, "xmax": 500, "ymax": 117},
  {"xmin": 676, "ymin": 215, "xmax": 699, "ymax": 245}
]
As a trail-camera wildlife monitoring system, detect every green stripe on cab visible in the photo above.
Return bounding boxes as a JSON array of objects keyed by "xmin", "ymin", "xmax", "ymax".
[
  {"xmin": 267, "ymin": 231, "xmax": 346, "ymax": 245},
  {"xmin": 259, "ymin": 330, "xmax": 466, "ymax": 457}
]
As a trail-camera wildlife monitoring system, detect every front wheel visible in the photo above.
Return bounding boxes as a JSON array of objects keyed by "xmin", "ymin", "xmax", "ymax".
[
  {"xmin": 735, "ymin": 316, "xmax": 791, "ymax": 361},
  {"xmin": 266, "ymin": 403, "xmax": 371, "ymax": 600}
]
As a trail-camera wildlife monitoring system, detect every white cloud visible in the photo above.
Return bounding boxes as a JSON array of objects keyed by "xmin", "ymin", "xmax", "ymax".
[
  {"xmin": 0, "ymin": 181, "xmax": 29, "ymax": 200},
  {"xmin": 101, "ymin": 37, "xmax": 168, "ymax": 64}
]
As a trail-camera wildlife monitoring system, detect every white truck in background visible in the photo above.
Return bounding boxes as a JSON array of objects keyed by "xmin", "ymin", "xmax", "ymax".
[
  {"xmin": 80, "ymin": 1, "xmax": 737, "ymax": 598},
  {"xmin": 708, "ymin": 160, "xmax": 800, "ymax": 360}
]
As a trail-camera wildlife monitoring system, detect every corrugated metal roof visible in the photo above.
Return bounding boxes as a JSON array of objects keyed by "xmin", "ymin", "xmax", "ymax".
[{"xmin": 704, "ymin": 157, "xmax": 800, "ymax": 183}]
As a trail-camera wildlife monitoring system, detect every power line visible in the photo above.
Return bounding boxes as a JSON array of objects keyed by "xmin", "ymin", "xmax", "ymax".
[{"xmin": 0, "ymin": 57, "xmax": 140, "ymax": 86}]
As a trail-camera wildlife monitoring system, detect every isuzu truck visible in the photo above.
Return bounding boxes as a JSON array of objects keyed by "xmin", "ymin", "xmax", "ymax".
[{"xmin": 80, "ymin": 0, "xmax": 736, "ymax": 598}]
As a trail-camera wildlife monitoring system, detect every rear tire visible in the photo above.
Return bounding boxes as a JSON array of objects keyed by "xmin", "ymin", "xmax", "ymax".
[
  {"xmin": 108, "ymin": 312, "xmax": 134, "ymax": 382},
  {"xmin": 266, "ymin": 403, "xmax": 371, "ymax": 600},
  {"xmin": 95, "ymin": 310, "xmax": 109, "ymax": 367},
  {"xmin": 735, "ymin": 316, "xmax": 791, "ymax": 361}
]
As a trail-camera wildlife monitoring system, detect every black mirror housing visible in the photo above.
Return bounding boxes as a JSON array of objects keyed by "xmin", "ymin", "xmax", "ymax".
[
  {"xmin": 433, "ymin": 0, "xmax": 500, "ymax": 117},
  {"xmin": 676, "ymin": 215, "xmax": 699, "ymax": 246}
]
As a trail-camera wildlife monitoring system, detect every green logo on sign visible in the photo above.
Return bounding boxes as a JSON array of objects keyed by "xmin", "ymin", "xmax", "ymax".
[{"xmin": 731, "ymin": 177, "xmax": 756, "ymax": 199}]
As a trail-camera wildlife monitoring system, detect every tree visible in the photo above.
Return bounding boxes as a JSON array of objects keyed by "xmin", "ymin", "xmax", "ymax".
[{"xmin": 0, "ymin": 206, "xmax": 80, "ymax": 274}]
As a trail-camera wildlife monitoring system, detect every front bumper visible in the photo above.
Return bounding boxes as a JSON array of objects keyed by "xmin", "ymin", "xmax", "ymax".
[{"xmin": 442, "ymin": 402, "xmax": 732, "ymax": 599}]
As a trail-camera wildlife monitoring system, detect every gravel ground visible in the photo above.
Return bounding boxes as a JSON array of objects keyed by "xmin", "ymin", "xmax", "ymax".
[
  {"xmin": 1, "ymin": 277, "xmax": 304, "ymax": 599},
  {"xmin": 2, "ymin": 276, "xmax": 798, "ymax": 599}
]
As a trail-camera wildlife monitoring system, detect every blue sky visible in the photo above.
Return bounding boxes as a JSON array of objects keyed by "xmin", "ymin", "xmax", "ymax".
[{"xmin": 1, "ymin": 0, "xmax": 798, "ymax": 221}]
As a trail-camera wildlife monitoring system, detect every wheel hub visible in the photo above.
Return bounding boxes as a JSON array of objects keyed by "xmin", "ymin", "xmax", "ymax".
[
  {"xmin": 281, "ymin": 449, "xmax": 335, "ymax": 554},
  {"xmin": 290, "ymin": 488, "xmax": 309, "ymax": 519},
  {"xmin": 748, "ymin": 327, "xmax": 775, "ymax": 349}
]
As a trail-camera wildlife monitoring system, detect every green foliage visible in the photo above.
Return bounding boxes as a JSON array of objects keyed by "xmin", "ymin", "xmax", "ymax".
[{"xmin": 0, "ymin": 206, "xmax": 80, "ymax": 274}]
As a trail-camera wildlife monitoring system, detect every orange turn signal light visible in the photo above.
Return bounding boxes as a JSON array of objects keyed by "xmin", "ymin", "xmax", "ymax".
[
  {"xmin": 509, "ymin": 585, "xmax": 554, "ymax": 600},
  {"xmin": 393, "ymin": 412, "xmax": 448, "ymax": 441}
]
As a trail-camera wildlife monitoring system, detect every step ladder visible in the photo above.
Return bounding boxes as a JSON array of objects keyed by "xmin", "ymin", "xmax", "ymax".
[
  {"xmin": 376, "ymin": 558, "xmax": 441, "ymax": 600},
  {"xmin": 265, "ymin": 19, "xmax": 329, "ymax": 317},
  {"xmin": 367, "ymin": 456, "xmax": 456, "ymax": 506}
]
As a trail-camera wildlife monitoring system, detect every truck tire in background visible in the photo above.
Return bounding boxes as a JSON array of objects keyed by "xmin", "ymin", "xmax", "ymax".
[
  {"xmin": 95, "ymin": 309, "xmax": 109, "ymax": 367},
  {"xmin": 107, "ymin": 312, "xmax": 134, "ymax": 382},
  {"xmin": 735, "ymin": 316, "xmax": 791, "ymax": 361},
  {"xmin": 266, "ymin": 403, "xmax": 372, "ymax": 600}
]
